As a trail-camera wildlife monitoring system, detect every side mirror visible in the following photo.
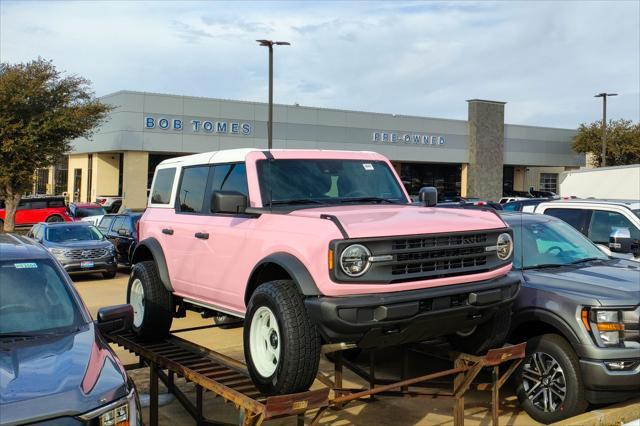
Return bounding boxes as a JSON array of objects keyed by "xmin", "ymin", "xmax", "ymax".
[
  {"xmin": 211, "ymin": 191, "xmax": 248, "ymax": 214},
  {"xmin": 96, "ymin": 304, "xmax": 133, "ymax": 335},
  {"xmin": 117, "ymin": 228, "xmax": 130, "ymax": 237},
  {"xmin": 609, "ymin": 228, "xmax": 632, "ymax": 254},
  {"xmin": 418, "ymin": 187, "xmax": 438, "ymax": 207}
]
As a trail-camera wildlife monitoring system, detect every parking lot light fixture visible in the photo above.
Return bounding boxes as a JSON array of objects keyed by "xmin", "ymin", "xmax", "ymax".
[
  {"xmin": 594, "ymin": 92, "xmax": 618, "ymax": 167},
  {"xmin": 256, "ymin": 40, "xmax": 291, "ymax": 150}
]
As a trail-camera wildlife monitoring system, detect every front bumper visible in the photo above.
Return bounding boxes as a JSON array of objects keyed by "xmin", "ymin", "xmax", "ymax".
[
  {"xmin": 305, "ymin": 273, "xmax": 521, "ymax": 348},
  {"xmin": 60, "ymin": 257, "xmax": 117, "ymax": 275},
  {"xmin": 580, "ymin": 358, "xmax": 640, "ymax": 404}
]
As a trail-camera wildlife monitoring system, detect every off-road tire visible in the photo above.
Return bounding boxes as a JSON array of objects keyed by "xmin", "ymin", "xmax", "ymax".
[
  {"xmin": 515, "ymin": 334, "xmax": 587, "ymax": 424},
  {"xmin": 127, "ymin": 261, "xmax": 173, "ymax": 341},
  {"xmin": 448, "ymin": 308, "xmax": 511, "ymax": 355},
  {"xmin": 244, "ymin": 280, "xmax": 321, "ymax": 395},
  {"xmin": 102, "ymin": 270, "xmax": 117, "ymax": 279},
  {"xmin": 46, "ymin": 215, "xmax": 63, "ymax": 223}
]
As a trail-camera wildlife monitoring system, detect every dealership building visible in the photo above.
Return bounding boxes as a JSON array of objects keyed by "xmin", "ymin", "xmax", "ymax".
[{"xmin": 37, "ymin": 90, "xmax": 584, "ymax": 208}]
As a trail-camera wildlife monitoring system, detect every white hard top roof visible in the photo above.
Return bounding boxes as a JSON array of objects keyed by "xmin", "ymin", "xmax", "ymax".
[{"xmin": 541, "ymin": 198, "xmax": 640, "ymax": 211}]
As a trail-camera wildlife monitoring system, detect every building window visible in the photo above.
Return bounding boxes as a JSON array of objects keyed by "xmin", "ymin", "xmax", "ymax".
[
  {"xmin": 54, "ymin": 157, "xmax": 68, "ymax": 195},
  {"xmin": 35, "ymin": 169, "xmax": 49, "ymax": 194},
  {"xmin": 399, "ymin": 162, "xmax": 461, "ymax": 201},
  {"xmin": 539, "ymin": 173, "xmax": 558, "ymax": 194}
]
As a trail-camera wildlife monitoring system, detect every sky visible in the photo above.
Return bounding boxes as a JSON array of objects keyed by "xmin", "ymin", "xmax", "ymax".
[{"xmin": 1, "ymin": 0, "xmax": 639, "ymax": 129}]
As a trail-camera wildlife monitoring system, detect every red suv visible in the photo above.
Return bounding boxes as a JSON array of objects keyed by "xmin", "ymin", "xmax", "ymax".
[{"xmin": 0, "ymin": 197, "xmax": 72, "ymax": 227}]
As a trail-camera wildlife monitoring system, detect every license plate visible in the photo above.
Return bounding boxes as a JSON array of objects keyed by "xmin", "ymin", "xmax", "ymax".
[{"xmin": 81, "ymin": 261, "xmax": 94, "ymax": 269}]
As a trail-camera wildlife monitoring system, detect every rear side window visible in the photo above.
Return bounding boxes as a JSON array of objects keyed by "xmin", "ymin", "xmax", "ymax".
[
  {"xmin": 151, "ymin": 168, "xmax": 176, "ymax": 205},
  {"xmin": 31, "ymin": 201, "xmax": 47, "ymax": 209},
  {"xmin": 47, "ymin": 199, "xmax": 65, "ymax": 207},
  {"xmin": 502, "ymin": 203, "xmax": 518, "ymax": 211},
  {"xmin": 177, "ymin": 166, "xmax": 210, "ymax": 213},
  {"xmin": 544, "ymin": 208, "xmax": 590, "ymax": 235}
]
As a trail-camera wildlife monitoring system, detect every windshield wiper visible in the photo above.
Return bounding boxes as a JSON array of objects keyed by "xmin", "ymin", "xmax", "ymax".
[
  {"xmin": 571, "ymin": 257, "xmax": 605, "ymax": 265},
  {"xmin": 522, "ymin": 263, "xmax": 565, "ymax": 270},
  {"xmin": 339, "ymin": 197, "xmax": 400, "ymax": 204},
  {"xmin": 270, "ymin": 199, "xmax": 327, "ymax": 205}
]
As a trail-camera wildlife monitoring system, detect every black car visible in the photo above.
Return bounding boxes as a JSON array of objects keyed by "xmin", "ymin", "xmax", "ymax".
[
  {"xmin": 499, "ymin": 213, "xmax": 640, "ymax": 423},
  {"xmin": 98, "ymin": 212, "xmax": 142, "ymax": 266},
  {"xmin": 0, "ymin": 233, "xmax": 140, "ymax": 425},
  {"xmin": 502, "ymin": 197, "xmax": 549, "ymax": 213},
  {"xmin": 27, "ymin": 221, "xmax": 118, "ymax": 278}
]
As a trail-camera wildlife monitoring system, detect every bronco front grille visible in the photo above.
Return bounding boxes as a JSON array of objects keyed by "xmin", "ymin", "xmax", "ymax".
[
  {"xmin": 64, "ymin": 248, "xmax": 109, "ymax": 260},
  {"xmin": 331, "ymin": 229, "xmax": 510, "ymax": 284}
]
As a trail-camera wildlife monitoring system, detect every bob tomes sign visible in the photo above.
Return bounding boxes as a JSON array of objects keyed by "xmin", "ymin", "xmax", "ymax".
[
  {"xmin": 372, "ymin": 131, "xmax": 445, "ymax": 146},
  {"xmin": 144, "ymin": 115, "xmax": 253, "ymax": 136}
]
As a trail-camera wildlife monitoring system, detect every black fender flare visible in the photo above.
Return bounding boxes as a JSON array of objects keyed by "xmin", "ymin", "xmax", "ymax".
[
  {"xmin": 245, "ymin": 252, "xmax": 320, "ymax": 305},
  {"xmin": 511, "ymin": 308, "xmax": 583, "ymax": 349},
  {"xmin": 131, "ymin": 237, "xmax": 173, "ymax": 292}
]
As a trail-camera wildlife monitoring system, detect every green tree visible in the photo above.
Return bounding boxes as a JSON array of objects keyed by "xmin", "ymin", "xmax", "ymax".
[
  {"xmin": 0, "ymin": 58, "xmax": 111, "ymax": 231},
  {"xmin": 572, "ymin": 119, "xmax": 640, "ymax": 167}
]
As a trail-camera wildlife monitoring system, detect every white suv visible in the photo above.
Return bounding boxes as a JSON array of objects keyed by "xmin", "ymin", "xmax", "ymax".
[{"xmin": 535, "ymin": 199, "xmax": 640, "ymax": 261}]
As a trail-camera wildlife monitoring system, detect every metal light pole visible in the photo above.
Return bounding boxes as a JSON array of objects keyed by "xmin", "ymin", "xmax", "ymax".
[
  {"xmin": 257, "ymin": 40, "xmax": 290, "ymax": 150},
  {"xmin": 594, "ymin": 92, "xmax": 617, "ymax": 167}
]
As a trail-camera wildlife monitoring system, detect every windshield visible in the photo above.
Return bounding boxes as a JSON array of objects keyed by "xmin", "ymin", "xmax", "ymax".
[
  {"xmin": 510, "ymin": 218, "xmax": 608, "ymax": 269},
  {"xmin": 74, "ymin": 206, "xmax": 106, "ymax": 217},
  {"xmin": 0, "ymin": 259, "xmax": 81, "ymax": 335},
  {"xmin": 257, "ymin": 159, "xmax": 408, "ymax": 206},
  {"xmin": 46, "ymin": 225, "xmax": 104, "ymax": 243}
]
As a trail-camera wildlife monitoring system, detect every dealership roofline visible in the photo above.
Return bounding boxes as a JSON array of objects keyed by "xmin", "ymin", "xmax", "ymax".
[{"xmin": 101, "ymin": 90, "xmax": 576, "ymax": 132}]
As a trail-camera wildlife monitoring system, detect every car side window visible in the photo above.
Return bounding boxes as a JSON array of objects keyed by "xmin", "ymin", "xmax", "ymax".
[
  {"xmin": 177, "ymin": 166, "xmax": 211, "ymax": 213},
  {"xmin": 31, "ymin": 201, "xmax": 47, "ymax": 209},
  {"xmin": 151, "ymin": 168, "xmax": 176, "ymax": 205},
  {"xmin": 98, "ymin": 216, "xmax": 114, "ymax": 232},
  {"xmin": 111, "ymin": 216, "xmax": 127, "ymax": 234},
  {"xmin": 35, "ymin": 226, "xmax": 44, "ymax": 241},
  {"xmin": 17, "ymin": 201, "xmax": 30, "ymax": 210},
  {"xmin": 544, "ymin": 208, "xmax": 590, "ymax": 235},
  {"xmin": 503, "ymin": 203, "xmax": 518, "ymax": 211},
  {"xmin": 47, "ymin": 199, "xmax": 65, "ymax": 207},
  {"xmin": 588, "ymin": 210, "xmax": 640, "ymax": 244},
  {"xmin": 220, "ymin": 163, "xmax": 249, "ymax": 197}
]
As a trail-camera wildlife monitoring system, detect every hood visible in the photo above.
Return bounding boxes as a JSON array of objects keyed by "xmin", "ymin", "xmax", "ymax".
[
  {"xmin": 524, "ymin": 258, "xmax": 640, "ymax": 306},
  {"xmin": 288, "ymin": 204, "xmax": 507, "ymax": 238},
  {"xmin": 44, "ymin": 239, "xmax": 111, "ymax": 249},
  {"xmin": 0, "ymin": 325, "xmax": 128, "ymax": 424}
]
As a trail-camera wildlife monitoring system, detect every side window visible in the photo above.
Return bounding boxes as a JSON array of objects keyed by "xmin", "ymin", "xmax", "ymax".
[
  {"xmin": 98, "ymin": 216, "xmax": 115, "ymax": 233},
  {"xmin": 111, "ymin": 216, "xmax": 127, "ymax": 234},
  {"xmin": 31, "ymin": 201, "xmax": 47, "ymax": 209},
  {"xmin": 150, "ymin": 168, "xmax": 176, "ymax": 205},
  {"xmin": 47, "ymin": 199, "xmax": 65, "ymax": 207},
  {"xmin": 220, "ymin": 163, "xmax": 249, "ymax": 197},
  {"xmin": 17, "ymin": 201, "xmax": 30, "ymax": 210},
  {"xmin": 35, "ymin": 226, "xmax": 44, "ymax": 241},
  {"xmin": 588, "ymin": 210, "xmax": 640, "ymax": 244},
  {"xmin": 177, "ymin": 166, "xmax": 210, "ymax": 213},
  {"xmin": 502, "ymin": 203, "xmax": 518, "ymax": 212},
  {"xmin": 544, "ymin": 208, "xmax": 589, "ymax": 235}
]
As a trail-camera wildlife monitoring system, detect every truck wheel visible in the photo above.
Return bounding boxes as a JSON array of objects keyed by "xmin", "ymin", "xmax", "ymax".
[
  {"xmin": 127, "ymin": 261, "xmax": 173, "ymax": 341},
  {"xmin": 515, "ymin": 334, "xmax": 587, "ymax": 423},
  {"xmin": 46, "ymin": 215, "xmax": 63, "ymax": 223},
  {"xmin": 244, "ymin": 280, "xmax": 320, "ymax": 395},
  {"xmin": 447, "ymin": 308, "xmax": 511, "ymax": 355}
]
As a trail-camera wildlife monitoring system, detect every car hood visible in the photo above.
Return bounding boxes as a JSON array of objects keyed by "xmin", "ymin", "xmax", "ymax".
[
  {"xmin": 288, "ymin": 204, "xmax": 507, "ymax": 238},
  {"xmin": 0, "ymin": 324, "xmax": 128, "ymax": 424},
  {"xmin": 44, "ymin": 239, "xmax": 111, "ymax": 249},
  {"xmin": 523, "ymin": 258, "xmax": 640, "ymax": 306}
]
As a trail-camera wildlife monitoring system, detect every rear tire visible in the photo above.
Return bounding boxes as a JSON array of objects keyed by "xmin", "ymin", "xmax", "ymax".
[
  {"xmin": 127, "ymin": 261, "xmax": 173, "ymax": 341},
  {"xmin": 244, "ymin": 280, "xmax": 320, "ymax": 395},
  {"xmin": 46, "ymin": 215, "xmax": 63, "ymax": 223},
  {"xmin": 515, "ymin": 334, "xmax": 587, "ymax": 423},
  {"xmin": 447, "ymin": 308, "xmax": 511, "ymax": 355}
]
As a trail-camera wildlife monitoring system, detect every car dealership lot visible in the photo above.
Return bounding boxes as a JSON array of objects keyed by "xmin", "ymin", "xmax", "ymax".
[{"xmin": 72, "ymin": 271, "xmax": 539, "ymax": 425}]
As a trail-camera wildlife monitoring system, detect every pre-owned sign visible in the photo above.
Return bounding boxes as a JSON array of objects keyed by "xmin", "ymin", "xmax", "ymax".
[{"xmin": 372, "ymin": 131, "xmax": 445, "ymax": 145}]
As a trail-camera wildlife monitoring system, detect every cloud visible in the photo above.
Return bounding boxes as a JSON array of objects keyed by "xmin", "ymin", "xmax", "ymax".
[{"xmin": 1, "ymin": 0, "xmax": 638, "ymax": 128}]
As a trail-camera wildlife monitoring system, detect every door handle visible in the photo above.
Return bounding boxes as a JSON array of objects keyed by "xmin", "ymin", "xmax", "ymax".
[
  {"xmin": 194, "ymin": 232, "xmax": 209, "ymax": 240},
  {"xmin": 162, "ymin": 228, "xmax": 174, "ymax": 235}
]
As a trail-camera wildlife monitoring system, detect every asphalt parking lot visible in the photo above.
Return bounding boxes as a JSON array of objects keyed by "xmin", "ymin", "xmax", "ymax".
[{"xmin": 72, "ymin": 271, "xmax": 638, "ymax": 426}]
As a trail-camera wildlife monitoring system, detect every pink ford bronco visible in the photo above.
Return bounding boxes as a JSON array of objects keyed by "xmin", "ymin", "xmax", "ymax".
[{"xmin": 130, "ymin": 149, "xmax": 520, "ymax": 395}]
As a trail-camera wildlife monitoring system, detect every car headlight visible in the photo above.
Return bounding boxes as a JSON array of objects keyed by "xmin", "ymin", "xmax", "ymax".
[
  {"xmin": 77, "ymin": 388, "xmax": 139, "ymax": 426},
  {"xmin": 582, "ymin": 308, "xmax": 639, "ymax": 348},
  {"xmin": 496, "ymin": 233, "xmax": 513, "ymax": 261},
  {"xmin": 339, "ymin": 244, "xmax": 371, "ymax": 277}
]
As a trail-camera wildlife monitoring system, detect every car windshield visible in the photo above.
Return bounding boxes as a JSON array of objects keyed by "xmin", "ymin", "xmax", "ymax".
[
  {"xmin": 257, "ymin": 159, "xmax": 408, "ymax": 206},
  {"xmin": 0, "ymin": 259, "xmax": 81, "ymax": 335},
  {"xmin": 74, "ymin": 206, "xmax": 106, "ymax": 217},
  {"xmin": 509, "ymin": 218, "xmax": 608, "ymax": 269},
  {"xmin": 46, "ymin": 225, "xmax": 104, "ymax": 243}
]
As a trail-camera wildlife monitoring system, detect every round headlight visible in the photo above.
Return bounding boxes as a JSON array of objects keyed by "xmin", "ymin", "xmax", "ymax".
[
  {"xmin": 496, "ymin": 233, "xmax": 513, "ymax": 260},
  {"xmin": 339, "ymin": 244, "xmax": 371, "ymax": 277}
]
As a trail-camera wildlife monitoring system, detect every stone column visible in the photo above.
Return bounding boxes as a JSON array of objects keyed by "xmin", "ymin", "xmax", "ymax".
[
  {"xmin": 122, "ymin": 151, "xmax": 149, "ymax": 209},
  {"xmin": 466, "ymin": 99, "xmax": 506, "ymax": 200}
]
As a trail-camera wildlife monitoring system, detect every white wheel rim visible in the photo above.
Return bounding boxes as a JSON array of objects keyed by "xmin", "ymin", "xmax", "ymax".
[
  {"xmin": 130, "ymin": 278, "xmax": 145, "ymax": 328},
  {"xmin": 249, "ymin": 306, "xmax": 280, "ymax": 377}
]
